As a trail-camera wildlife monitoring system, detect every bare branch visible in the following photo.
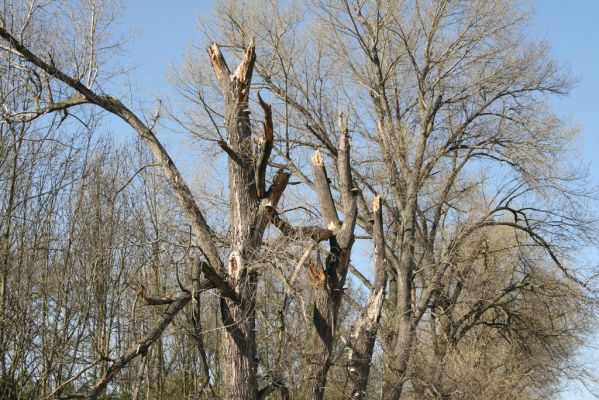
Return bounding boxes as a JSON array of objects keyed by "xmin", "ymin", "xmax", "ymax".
[
  {"xmin": 256, "ymin": 91, "xmax": 274, "ymax": 198},
  {"xmin": 84, "ymin": 294, "xmax": 191, "ymax": 399},
  {"xmin": 0, "ymin": 24, "xmax": 232, "ymax": 299}
]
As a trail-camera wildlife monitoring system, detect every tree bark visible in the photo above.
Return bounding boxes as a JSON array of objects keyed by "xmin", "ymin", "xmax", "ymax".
[
  {"xmin": 208, "ymin": 40, "xmax": 260, "ymax": 400},
  {"xmin": 207, "ymin": 40, "xmax": 289, "ymax": 399},
  {"xmin": 347, "ymin": 195, "xmax": 387, "ymax": 399},
  {"xmin": 304, "ymin": 118, "xmax": 357, "ymax": 399},
  {"xmin": 382, "ymin": 184, "xmax": 417, "ymax": 400}
]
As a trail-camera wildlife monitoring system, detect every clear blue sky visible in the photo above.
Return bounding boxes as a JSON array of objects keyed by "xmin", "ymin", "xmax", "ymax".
[
  {"xmin": 534, "ymin": 1, "xmax": 599, "ymax": 179},
  {"xmin": 533, "ymin": 2, "xmax": 599, "ymax": 398},
  {"xmin": 117, "ymin": 1, "xmax": 599, "ymax": 398}
]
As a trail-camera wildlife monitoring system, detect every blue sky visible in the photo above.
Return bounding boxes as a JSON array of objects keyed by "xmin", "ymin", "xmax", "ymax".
[
  {"xmin": 117, "ymin": 1, "xmax": 599, "ymax": 398},
  {"xmin": 118, "ymin": 0, "xmax": 203, "ymax": 96},
  {"xmin": 117, "ymin": 0, "xmax": 599, "ymax": 191},
  {"xmin": 533, "ymin": 2, "xmax": 599, "ymax": 398},
  {"xmin": 534, "ymin": 1, "xmax": 599, "ymax": 178}
]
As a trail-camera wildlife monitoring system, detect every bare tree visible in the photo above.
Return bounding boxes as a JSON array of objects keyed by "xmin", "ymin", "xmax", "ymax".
[
  {"xmin": 0, "ymin": 1, "xmax": 597, "ymax": 399},
  {"xmin": 205, "ymin": 0, "xmax": 598, "ymax": 398}
]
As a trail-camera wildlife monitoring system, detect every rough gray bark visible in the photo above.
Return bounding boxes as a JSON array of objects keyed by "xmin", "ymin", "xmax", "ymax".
[
  {"xmin": 208, "ymin": 39, "xmax": 260, "ymax": 400},
  {"xmin": 207, "ymin": 40, "xmax": 290, "ymax": 399}
]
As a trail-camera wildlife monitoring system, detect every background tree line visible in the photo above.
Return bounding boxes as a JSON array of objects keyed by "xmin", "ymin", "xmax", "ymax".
[{"xmin": 0, "ymin": 0, "xmax": 597, "ymax": 399}]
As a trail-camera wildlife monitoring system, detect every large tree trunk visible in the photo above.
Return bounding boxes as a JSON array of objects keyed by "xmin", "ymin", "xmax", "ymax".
[
  {"xmin": 221, "ymin": 290, "xmax": 258, "ymax": 399},
  {"xmin": 207, "ymin": 40, "xmax": 289, "ymax": 399},
  {"xmin": 305, "ymin": 243, "xmax": 351, "ymax": 399},
  {"xmin": 382, "ymin": 186, "xmax": 417, "ymax": 400},
  {"xmin": 306, "ymin": 266, "xmax": 335, "ymax": 399},
  {"xmin": 208, "ymin": 41, "xmax": 260, "ymax": 399}
]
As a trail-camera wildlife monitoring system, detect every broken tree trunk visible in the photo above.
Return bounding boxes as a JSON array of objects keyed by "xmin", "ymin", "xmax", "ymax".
[
  {"xmin": 207, "ymin": 40, "xmax": 289, "ymax": 400},
  {"xmin": 347, "ymin": 195, "xmax": 387, "ymax": 399},
  {"xmin": 304, "ymin": 116, "xmax": 357, "ymax": 400}
]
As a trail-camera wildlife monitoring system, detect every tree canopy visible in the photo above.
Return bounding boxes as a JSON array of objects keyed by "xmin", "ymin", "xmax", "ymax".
[{"xmin": 0, "ymin": 1, "xmax": 597, "ymax": 399}]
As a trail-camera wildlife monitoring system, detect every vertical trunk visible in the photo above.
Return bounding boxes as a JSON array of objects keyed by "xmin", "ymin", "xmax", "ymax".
[
  {"xmin": 224, "ymin": 51, "xmax": 259, "ymax": 400},
  {"xmin": 151, "ymin": 240, "xmax": 165, "ymax": 400},
  {"xmin": 305, "ymin": 244, "xmax": 348, "ymax": 400},
  {"xmin": 208, "ymin": 40, "xmax": 288, "ymax": 400},
  {"xmin": 191, "ymin": 262, "xmax": 212, "ymax": 395},
  {"xmin": 427, "ymin": 285, "xmax": 456, "ymax": 399},
  {"xmin": 382, "ymin": 185, "xmax": 417, "ymax": 400},
  {"xmin": 347, "ymin": 195, "xmax": 387, "ymax": 399},
  {"xmin": 132, "ymin": 355, "xmax": 147, "ymax": 400},
  {"xmin": 304, "ymin": 118, "xmax": 357, "ymax": 399},
  {"xmin": 221, "ymin": 287, "xmax": 258, "ymax": 399},
  {"xmin": 0, "ymin": 143, "xmax": 19, "ymax": 375},
  {"xmin": 208, "ymin": 40, "xmax": 260, "ymax": 399},
  {"xmin": 382, "ymin": 317, "xmax": 413, "ymax": 399}
]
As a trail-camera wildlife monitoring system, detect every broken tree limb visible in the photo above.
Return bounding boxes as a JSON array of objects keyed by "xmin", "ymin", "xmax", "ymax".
[
  {"xmin": 271, "ymin": 213, "xmax": 333, "ymax": 243},
  {"xmin": 137, "ymin": 285, "xmax": 176, "ymax": 305},
  {"xmin": 311, "ymin": 150, "xmax": 341, "ymax": 230},
  {"xmin": 256, "ymin": 91, "xmax": 274, "ymax": 198}
]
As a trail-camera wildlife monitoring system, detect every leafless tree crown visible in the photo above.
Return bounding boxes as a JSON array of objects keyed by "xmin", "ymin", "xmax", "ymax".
[{"xmin": 0, "ymin": 1, "xmax": 597, "ymax": 399}]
